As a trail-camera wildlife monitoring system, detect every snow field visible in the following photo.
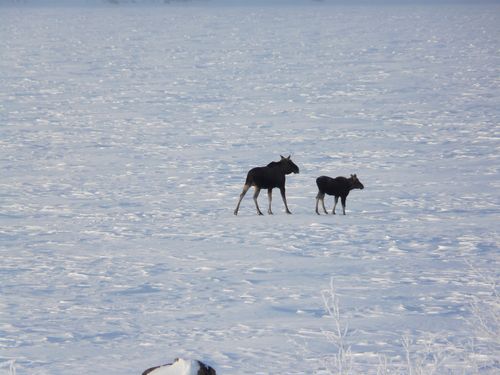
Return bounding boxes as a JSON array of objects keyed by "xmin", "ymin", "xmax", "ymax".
[{"xmin": 0, "ymin": 4, "xmax": 499, "ymax": 374}]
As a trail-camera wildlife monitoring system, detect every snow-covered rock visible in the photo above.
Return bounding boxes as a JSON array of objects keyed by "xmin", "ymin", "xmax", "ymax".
[{"xmin": 142, "ymin": 358, "xmax": 216, "ymax": 375}]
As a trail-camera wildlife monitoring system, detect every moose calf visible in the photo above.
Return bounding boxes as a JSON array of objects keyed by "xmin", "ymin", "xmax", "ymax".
[{"xmin": 315, "ymin": 174, "xmax": 364, "ymax": 215}]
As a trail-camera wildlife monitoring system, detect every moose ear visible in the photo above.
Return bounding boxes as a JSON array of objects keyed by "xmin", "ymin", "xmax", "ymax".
[
  {"xmin": 287, "ymin": 155, "xmax": 291, "ymax": 160},
  {"xmin": 280, "ymin": 155, "xmax": 285, "ymax": 160}
]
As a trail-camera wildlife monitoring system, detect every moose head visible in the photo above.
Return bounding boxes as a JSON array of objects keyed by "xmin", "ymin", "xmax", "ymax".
[
  {"xmin": 350, "ymin": 174, "xmax": 364, "ymax": 190},
  {"xmin": 280, "ymin": 155, "xmax": 300, "ymax": 175}
]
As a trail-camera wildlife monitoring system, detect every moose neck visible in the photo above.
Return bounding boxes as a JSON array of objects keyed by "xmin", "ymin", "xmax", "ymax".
[{"xmin": 348, "ymin": 178, "xmax": 356, "ymax": 190}]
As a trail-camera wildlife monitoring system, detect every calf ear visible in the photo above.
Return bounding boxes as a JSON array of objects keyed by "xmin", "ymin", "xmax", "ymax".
[
  {"xmin": 280, "ymin": 155, "xmax": 285, "ymax": 160},
  {"xmin": 287, "ymin": 155, "xmax": 291, "ymax": 160}
]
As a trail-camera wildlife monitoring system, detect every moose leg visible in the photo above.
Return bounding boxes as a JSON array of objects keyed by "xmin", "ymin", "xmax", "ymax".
[
  {"xmin": 321, "ymin": 195, "xmax": 328, "ymax": 214},
  {"xmin": 267, "ymin": 188, "xmax": 273, "ymax": 215},
  {"xmin": 253, "ymin": 187, "xmax": 264, "ymax": 215},
  {"xmin": 341, "ymin": 196, "xmax": 347, "ymax": 215},
  {"xmin": 316, "ymin": 192, "xmax": 326, "ymax": 215},
  {"xmin": 280, "ymin": 187, "xmax": 292, "ymax": 214},
  {"xmin": 234, "ymin": 184, "xmax": 250, "ymax": 215},
  {"xmin": 332, "ymin": 196, "xmax": 339, "ymax": 215}
]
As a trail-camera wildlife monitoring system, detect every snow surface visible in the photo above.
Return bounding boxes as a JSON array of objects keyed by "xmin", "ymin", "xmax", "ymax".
[{"xmin": 0, "ymin": 3, "xmax": 499, "ymax": 375}]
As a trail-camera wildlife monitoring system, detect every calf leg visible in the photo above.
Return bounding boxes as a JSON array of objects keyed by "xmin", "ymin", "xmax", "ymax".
[
  {"xmin": 267, "ymin": 188, "xmax": 273, "ymax": 215},
  {"xmin": 316, "ymin": 191, "xmax": 327, "ymax": 215},
  {"xmin": 253, "ymin": 187, "xmax": 264, "ymax": 215},
  {"xmin": 332, "ymin": 196, "xmax": 339, "ymax": 215},
  {"xmin": 234, "ymin": 184, "xmax": 250, "ymax": 215},
  {"xmin": 321, "ymin": 195, "xmax": 328, "ymax": 214},
  {"xmin": 280, "ymin": 187, "xmax": 292, "ymax": 214}
]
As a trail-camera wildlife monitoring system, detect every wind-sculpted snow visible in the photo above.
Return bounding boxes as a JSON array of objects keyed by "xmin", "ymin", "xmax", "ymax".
[{"xmin": 0, "ymin": 4, "xmax": 499, "ymax": 374}]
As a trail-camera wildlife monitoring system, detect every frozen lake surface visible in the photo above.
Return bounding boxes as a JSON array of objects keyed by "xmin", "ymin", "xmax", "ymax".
[{"xmin": 1, "ymin": 3, "xmax": 499, "ymax": 374}]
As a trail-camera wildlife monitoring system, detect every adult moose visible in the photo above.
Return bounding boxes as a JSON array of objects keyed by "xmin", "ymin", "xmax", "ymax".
[
  {"xmin": 234, "ymin": 155, "xmax": 299, "ymax": 216},
  {"xmin": 315, "ymin": 174, "xmax": 364, "ymax": 215}
]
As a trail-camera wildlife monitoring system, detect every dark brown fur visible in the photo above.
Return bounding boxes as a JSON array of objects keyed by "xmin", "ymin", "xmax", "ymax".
[
  {"xmin": 234, "ymin": 155, "xmax": 299, "ymax": 215},
  {"xmin": 315, "ymin": 174, "xmax": 364, "ymax": 215}
]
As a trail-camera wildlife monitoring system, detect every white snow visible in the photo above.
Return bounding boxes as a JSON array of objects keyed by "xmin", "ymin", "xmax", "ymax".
[
  {"xmin": 0, "ymin": 2, "xmax": 499, "ymax": 375},
  {"xmin": 144, "ymin": 359, "xmax": 202, "ymax": 375}
]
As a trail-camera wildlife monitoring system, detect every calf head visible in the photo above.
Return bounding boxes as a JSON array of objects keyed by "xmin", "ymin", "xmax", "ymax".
[
  {"xmin": 350, "ymin": 174, "xmax": 364, "ymax": 190},
  {"xmin": 280, "ymin": 155, "xmax": 300, "ymax": 174}
]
